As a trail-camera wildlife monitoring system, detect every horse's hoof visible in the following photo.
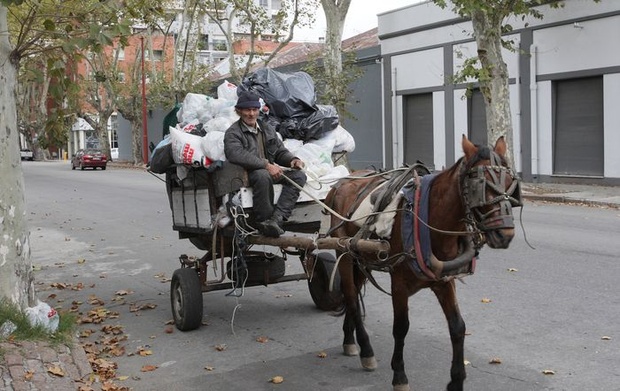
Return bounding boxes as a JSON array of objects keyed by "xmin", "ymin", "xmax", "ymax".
[
  {"xmin": 361, "ymin": 356, "xmax": 377, "ymax": 371},
  {"xmin": 393, "ymin": 384, "xmax": 410, "ymax": 391},
  {"xmin": 343, "ymin": 344, "xmax": 359, "ymax": 356}
]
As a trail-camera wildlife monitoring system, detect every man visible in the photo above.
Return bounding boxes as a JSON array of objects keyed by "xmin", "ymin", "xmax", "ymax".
[{"xmin": 224, "ymin": 91, "xmax": 307, "ymax": 237}]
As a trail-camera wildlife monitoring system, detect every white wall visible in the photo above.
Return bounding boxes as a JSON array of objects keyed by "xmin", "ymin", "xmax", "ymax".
[
  {"xmin": 534, "ymin": 16, "xmax": 620, "ymax": 75},
  {"xmin": 392, "ymin": 48, "xmax": 444, "ymax": 90},
  {"xmin": 604, "ymin": 73, "xmax": 620, "ymax": 177}
]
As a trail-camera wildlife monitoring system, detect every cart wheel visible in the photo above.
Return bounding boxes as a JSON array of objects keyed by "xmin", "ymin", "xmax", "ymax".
[
  {"xmin": 308, "ymin": 252, "xmax": 344, "ymax": 311},
  {"xmin": 170, "ymin": 268, "xmax": 203, "ymax": 331}
]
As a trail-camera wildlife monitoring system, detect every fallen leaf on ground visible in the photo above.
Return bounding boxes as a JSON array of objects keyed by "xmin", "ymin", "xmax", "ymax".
[
  {"xmin": 204, "ymin": 366, "xmax": 214, "ymax": 371},
  {"xmin": 47, "ymin": 365, "xmax": 66, "ymax": 377},
  {"xmin": 317, "ymin": 351, "xmax": 327, "ymax": 358},
  {"xmin": 115, "ymin": 290, "xmax": 133, "ymax": 296},
  {"xmin": 481, "ymin": 298, "xmax": 492, "ymax": 303},
  {"xmin": 164, "ymin": 326, "xmax": 174, "ymax": 334},
  {"xmin": 214, "ymin": 344, "xmax": 227, "ymax": 351},
  {"xmin": 489, "ymin": 357, "xmax": 502, "ymax": 364},
  {"xmin": 542, "ymin": 369, "xmax": 555, "ymax": 375},
  {"xmin": 601, "ymin": 336, "xmax": 611, "ymax": 340},
  {"xmin": 270, "ymin": 376, "xmax": 284, "ymax": 384},
  {"xmin": 507, "ymin": 268, "xmax": 518, "ymax": 272},
  {"xmin": 24, "ymin": 370, "xmax": 34, "ymax": 381},
  {"xmin": 464, "ymin": 360, "xmax": 471, "ymax": 366},
  {"xmin": 140, "ymin": 365, "xmax": 158, "ymax": 372},
  {"xmin": 256, "ymin": 336, "xmax": 269, "ymax": 343}
]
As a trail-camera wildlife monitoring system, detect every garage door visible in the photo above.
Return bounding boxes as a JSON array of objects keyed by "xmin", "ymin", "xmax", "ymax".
[
  {"xmin": 553, "ymin": 77, "xmax": 604, "ymax": 176},
  {"xmin": 403, "ymin": 93, "xmax": 434, "ymax": 169}
]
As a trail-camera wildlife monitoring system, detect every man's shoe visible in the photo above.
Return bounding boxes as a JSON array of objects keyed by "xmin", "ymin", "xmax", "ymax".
[{"xmin": 257, "ymin": 219, "xmax": 284, "ymax": 238}]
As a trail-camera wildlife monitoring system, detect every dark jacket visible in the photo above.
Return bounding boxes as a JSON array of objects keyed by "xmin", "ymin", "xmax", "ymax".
[{"xmin": 224, "ymin": 119, "xmax": 296, "ymax": 171}]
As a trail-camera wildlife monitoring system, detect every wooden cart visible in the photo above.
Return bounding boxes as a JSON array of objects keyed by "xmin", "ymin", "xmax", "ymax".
[{"xmin": 164, "ymin": 159, "xmax": 390, "ymax": 331}]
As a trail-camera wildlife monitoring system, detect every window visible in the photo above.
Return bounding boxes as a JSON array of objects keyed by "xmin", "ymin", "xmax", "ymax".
[
  {"xmin": 198, "ymin": 34, "xmax": 209, "ymax": 50},
  {"xmin": 117, "ymin": 72, "xmax": 125, "ymax": 83},
  {"xmin": 115, "ymin": 47, "xmax": 125, "ymax": 60},
  {"xmin": 146, "ymin": 49, "xmax": 164, "ymax": 61},
  {"xmin": 260, "ymin": 0, "xmax": 269, "ymax": 7},
  {"xmin": 213, "ymin": 40, "xmax": 227, "ymax": 51}
]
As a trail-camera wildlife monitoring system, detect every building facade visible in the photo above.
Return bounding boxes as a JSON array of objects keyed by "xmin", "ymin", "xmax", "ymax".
[{"xmin": 378, "ymin": 0, "xmax": 620, "ymax": 184}]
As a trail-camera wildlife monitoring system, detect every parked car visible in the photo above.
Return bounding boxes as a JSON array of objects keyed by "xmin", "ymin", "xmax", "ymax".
[
  {"xmin": 71, "ymin": 149, "xmax": 108, "ymax": 170},
  {"xmin": 20, "ymin": 149, "xmax": 34, "ymax": 161}
]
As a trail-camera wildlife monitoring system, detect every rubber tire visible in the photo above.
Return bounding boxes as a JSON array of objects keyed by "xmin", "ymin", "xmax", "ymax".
[
  {"xmin": 71, "ymin": 163, "xmax": 75, "ymax": 170},
  {"xmin": 170, "ymin": 268, "xmax": 203, "ymax": 331},
  {"xmin": 308, "ymin": 252, "xmax": 344, "ymax": 311},
  {"xmin": 80, "ymin": 163, "xmax": 85, "ymax": 171},
  {"xmin": 102, "ymin": 166, "xmax": 106, "ymax": 170}
]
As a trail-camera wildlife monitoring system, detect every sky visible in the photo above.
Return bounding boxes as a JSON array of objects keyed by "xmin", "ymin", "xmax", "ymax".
[{"xmin": 295, "ymin": 0, "xmax": 425, "ymax": 42}]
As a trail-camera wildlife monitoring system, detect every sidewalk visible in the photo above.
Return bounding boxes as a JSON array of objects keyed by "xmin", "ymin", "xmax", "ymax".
[
  {"xmin": 0, "ymin": 339, "xmax": 95, "ymax": 391},
  {"xmin": 1, "ymin": 181, "xmax": 617, "ymax": 391},
  {"xmin": 521, "ymin": 182, "xmax": 620, "ymax": 208}
]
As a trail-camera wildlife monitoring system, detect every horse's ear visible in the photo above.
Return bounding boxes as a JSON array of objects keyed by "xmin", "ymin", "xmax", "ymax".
[
  {"xmin": 494, "ymin": 136, "xmax": 507, "ymax": 157},
  {"xmin": 462, "ymin": 134, "xmax": 477, "ymax": 159}
]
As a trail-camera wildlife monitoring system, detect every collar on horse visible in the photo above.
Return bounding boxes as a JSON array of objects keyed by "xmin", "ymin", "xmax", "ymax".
[{"xmin": 401, "ymin": 173, "xmax": 477, "ymax": 282}]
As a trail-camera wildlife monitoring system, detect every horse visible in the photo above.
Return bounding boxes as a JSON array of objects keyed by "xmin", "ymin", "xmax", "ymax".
[{"xmin": 323, "ymin": 135, "xmax": 522, "ymax": 391}]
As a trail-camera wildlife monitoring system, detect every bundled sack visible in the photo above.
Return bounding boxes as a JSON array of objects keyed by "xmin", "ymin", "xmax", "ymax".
[
  {"xmin": 240, "ymin": 68, "xmax": 316, "ymax": 119},
  {"xmin": 149, "ymin": 136, "xmax": 174, "ymax": 174},
  {"xmin": 170, "ymin": 126, "xmax": 211, "ymax": 168},
  {"xmin": 177, "ymin": 93, "xmax": 216, "ymax": 124},
  {"xmin": 278, "ymin": 104, "xmax": 339, "ymax": 141},
  {"xmin": 25, "ymin": 301, "xmax": 59, "ymax": 333},
  {"xmin": 217, "ymin": 80, "xmax": 238, "ymax": 101}
]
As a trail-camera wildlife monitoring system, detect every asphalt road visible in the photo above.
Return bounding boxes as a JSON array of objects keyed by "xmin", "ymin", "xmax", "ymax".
[{"xmin": 22, "ymin": 161, "xmax": 620, "ymax": 391}]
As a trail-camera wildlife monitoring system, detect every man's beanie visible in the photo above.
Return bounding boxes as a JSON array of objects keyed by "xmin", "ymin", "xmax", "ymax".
[{"xmin": 235, "ymin": 91, "xmax": 261, "ymax": 109}]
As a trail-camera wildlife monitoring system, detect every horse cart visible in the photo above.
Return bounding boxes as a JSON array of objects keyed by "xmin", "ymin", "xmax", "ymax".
[{"xmin": 162, "ymin": 157, "xmax": 390, "ymax": 331}]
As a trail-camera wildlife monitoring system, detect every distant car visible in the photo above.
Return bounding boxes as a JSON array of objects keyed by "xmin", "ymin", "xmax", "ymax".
[
  {"xmin": 71, "ymin": 149, "xmax": 108, "ymax": 170},
  {"xmin": 20, "ymin": 149, "xmax": 34, "ymax": 161}
]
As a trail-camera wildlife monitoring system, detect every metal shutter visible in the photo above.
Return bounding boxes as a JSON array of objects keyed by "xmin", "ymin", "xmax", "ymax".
[
  {"xmin": 553, "ymin": 77, "xmax": 604, "ymax": 176},
  {"xmin": 403, "ymin": 93, "xmax": 434, "ymax": 169}
]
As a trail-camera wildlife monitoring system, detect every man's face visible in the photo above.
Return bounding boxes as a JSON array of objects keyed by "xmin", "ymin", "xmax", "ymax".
[{"xmin": 238, "ymin": 107, "xmax": 259, "ymax": 127}]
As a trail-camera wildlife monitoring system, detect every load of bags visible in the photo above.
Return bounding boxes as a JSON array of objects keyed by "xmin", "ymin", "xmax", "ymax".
[{"xmin": 150, "ymin": 68, "xmax": 356, "ymax": 181}]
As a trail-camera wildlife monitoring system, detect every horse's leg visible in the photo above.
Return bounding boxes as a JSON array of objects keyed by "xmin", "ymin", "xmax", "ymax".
[
  {"xmin": 390, "ymin": 275, "xmax": 412, "ymax": 391},
  {"xmin": 432, "ymin": 281, "xmax": 466, "ymax": 391},
  {"xmin": 339, "ymin": 254, "xmax": 359, "ymax": 356},
  {"xmin": 353, "ymin": 263, "xmax": 376, "ymax": 370}
]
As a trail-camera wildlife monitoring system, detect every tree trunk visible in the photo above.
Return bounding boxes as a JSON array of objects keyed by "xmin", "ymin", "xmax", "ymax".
[
  {"xmin": 470, "ymin": 9, "xmax": 515, "ymax": 163},
  {"xmin": 320, "ymin": 0, "xmax": 350, "ymax": 80},
  {"xmin": 131, "ymin": 119, "xmax": 143, "ymax": 164},
  {"xmin": 0, "ymin": 6, "xmax": 36, "ymax": 310}
]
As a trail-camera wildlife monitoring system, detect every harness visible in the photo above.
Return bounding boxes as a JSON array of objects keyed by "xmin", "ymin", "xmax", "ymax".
[{"xmin": 401, "ymin": 173, "xmax": 477, "ymax": 281}]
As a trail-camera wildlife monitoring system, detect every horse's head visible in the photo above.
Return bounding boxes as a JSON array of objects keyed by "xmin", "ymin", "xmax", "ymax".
[{"xmin": 460, "ymin": 135, "xmax": 522, "ymax": 249}]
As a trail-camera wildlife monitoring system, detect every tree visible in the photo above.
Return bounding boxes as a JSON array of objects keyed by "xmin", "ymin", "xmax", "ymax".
[
  {"xmin": 0, "ymin": 0, "xmax": 133, "ymax": 309},
  {"xmin": 318, "ymin": 0, "xmax": 351, "ymax": 106},
  {"xmin": 184, "ymin": 0, "xmax": 316, "ymax": 84},
  {"xmin": 0, "ymin": 0, "xmax": 36, "ymax": 310},
  {"xmin": 434, "ymin": 0, "xmax": 599, "ymax": 163}
]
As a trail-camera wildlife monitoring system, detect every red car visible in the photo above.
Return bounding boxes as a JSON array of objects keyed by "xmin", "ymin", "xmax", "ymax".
[{"xmin": 71, "ymin": 149, "xmax": 108, "ymax": 170}]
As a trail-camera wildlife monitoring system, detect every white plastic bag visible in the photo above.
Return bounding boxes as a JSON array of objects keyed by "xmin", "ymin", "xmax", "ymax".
[
  {"xmin": 204, "ymin": 116, "xmax": 235, "ymax": 133},
  {"xmin": 179, "ymin": 93, "xmax": 210, "ymax": 124},
  {"xmin": 24, "ymin": 301, "xmax": 59, "ymax": 333},
  {"xmin": 202, "ymin": 131, "xmax": 226, "ymax": 161},
  {"xmin": 323, "ymin": 125, "xmax": 356, "ymax": 153},
  {"xmin": 170, "ymin": 126, "xmax": 208, "ymax": 167},
  {"xmin": 294, "ymin": 142, "xmax": 334, "ymax": 179},
  {"xmin": 217, "ymin": 80, "xmax": 238, "ymax": 101}
]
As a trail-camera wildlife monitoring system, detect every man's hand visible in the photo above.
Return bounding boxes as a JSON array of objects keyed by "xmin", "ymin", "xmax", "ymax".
[
  {"xmin": 266, "ymin": 162, "xmax": 283, "ymax": 179},
  {"xmin": 290, "ymin": 158, "xmax": 304, "ymax": 170}
]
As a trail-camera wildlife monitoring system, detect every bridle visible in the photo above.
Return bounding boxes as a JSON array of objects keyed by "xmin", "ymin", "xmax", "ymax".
[{"xmin": 460, "ymin": 148, "xmax": 522, "ymax": 246}]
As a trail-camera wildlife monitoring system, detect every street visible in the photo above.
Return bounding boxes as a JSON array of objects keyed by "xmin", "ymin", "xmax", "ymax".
[{"xmin": 22, "ymin": 161, "xmax": 620, "ymax": 391}]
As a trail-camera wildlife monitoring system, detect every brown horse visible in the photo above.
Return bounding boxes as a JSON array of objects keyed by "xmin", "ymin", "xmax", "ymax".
[{"xmin": 323, "ymin": 135, "xmax": 521, "ymax": 391}]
